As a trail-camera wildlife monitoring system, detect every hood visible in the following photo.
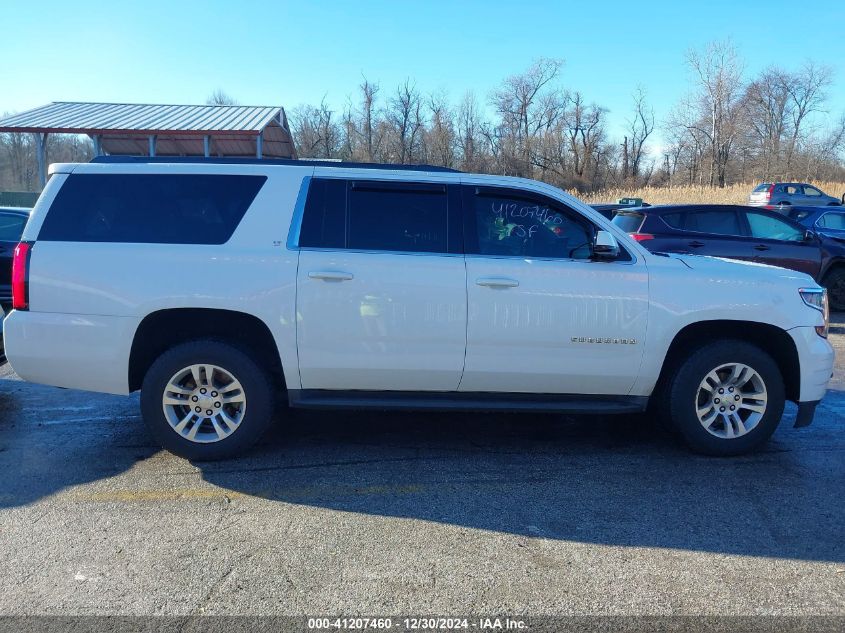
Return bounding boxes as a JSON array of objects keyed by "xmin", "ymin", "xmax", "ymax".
[{"xmin": 658, "ymin": 252, "xmax": 819, "ymax": 287}]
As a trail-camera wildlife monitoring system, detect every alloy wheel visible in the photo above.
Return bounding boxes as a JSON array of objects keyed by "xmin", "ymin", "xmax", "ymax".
[
  {"xmin": 161, "ymin": 364, "xmax": 247, "ymax": 443},
  {"xmin": 695, "ymin": 362, "xmax": 768, "ymax": 439}
]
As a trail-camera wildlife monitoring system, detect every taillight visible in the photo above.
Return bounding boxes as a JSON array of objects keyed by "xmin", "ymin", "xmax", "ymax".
[
  {"xmin": 12, "ymin": 241, "xmax": 33, "ymax": 311},
  {"xmin": 765, "ymin": 184, "xmax": 774, "ymax": 200},
  {"xmin": 631, "ymin": 233, "xmax": 654, "ymax": 242}
]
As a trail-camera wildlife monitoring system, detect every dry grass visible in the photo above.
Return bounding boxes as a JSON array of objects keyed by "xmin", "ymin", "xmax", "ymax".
[{"xmin": 569, "ymin": 182, "xmax": 845, "ymax": 206}]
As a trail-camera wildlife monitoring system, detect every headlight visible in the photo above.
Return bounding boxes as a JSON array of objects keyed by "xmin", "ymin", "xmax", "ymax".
[{"xmin": 799, "ymin": 288, "xmax": 829, "ymax": 338}]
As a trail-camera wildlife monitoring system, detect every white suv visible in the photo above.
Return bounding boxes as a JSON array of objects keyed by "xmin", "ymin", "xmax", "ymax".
[{"xmin": 3, "ymin": 158, "xmax": 834, "ymax": 459}]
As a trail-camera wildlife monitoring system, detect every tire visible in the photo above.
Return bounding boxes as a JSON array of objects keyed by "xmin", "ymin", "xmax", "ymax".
[
  {"xmin": 140, "ymin": 340, "xmax": 275, "ymax": 460},
  {"xmin": 665, "ymin": 340, "xmax": 785, "ymax": 456},
  {"xmin": 823, "ymin": 268, "xmax": 845, "ymax": 312}
]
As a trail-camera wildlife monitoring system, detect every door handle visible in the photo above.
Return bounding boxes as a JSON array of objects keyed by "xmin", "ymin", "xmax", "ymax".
[
  {"xmin": 308, "ymin": 271, "xmax": 354, "ymax": 281},
  {"xmin": 475, "ymin": 277, "xmax": 519, "ymax": 288},
  {"xmin": 753, "ymin": 244, "xmax": 771, "ymax": 252},
  {"xmin": 688, "ymin": 241, "xmax": 705, "ymax": 248}
]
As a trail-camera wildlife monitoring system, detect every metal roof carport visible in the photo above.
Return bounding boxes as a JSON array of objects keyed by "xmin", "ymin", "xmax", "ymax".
[{"xmin": 0, "ymin": 102, "xmax": 297, "ymax": 187}]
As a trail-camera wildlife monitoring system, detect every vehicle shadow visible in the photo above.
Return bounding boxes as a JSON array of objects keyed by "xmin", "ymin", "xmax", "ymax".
[
  {"xmin": 1, "ymin": 371, "xmax": 842, "ymax": 563},
  {"xmin": 0, "ymin": 378, "xmax": 154, "ymax": 509},
  {"xmin": 198, "ymin": 391, "xmax": 845, "ymax": 563}
]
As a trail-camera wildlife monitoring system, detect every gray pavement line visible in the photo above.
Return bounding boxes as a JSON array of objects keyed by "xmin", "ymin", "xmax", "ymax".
[
  {"xmin": 59, "ymin": 483, "xmax": 427, "ymax": 502},
  {"xmin": 37, "ymin": 415, "xmax": 142, "ymax": 425},
  {"xmin": 177, "ymin": 454, "xmax": 467, "ymax": 475}
]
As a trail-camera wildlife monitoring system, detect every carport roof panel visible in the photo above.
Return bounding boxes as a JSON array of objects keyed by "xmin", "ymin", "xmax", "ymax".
[{"xmin": 0, "ymin": 102, "xmax": 285, "ymax": 134}]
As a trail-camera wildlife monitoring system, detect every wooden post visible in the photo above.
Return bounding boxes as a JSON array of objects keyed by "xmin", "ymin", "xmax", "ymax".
[{"xmin": 34, "ymin": 133, "xmax": 48, "ymax": 189}]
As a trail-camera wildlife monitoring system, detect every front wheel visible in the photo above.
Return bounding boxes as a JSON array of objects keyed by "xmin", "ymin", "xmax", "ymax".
[
  {"xmin": 140, "ymin": 340, "xmax": 275, "ymax": 460},
  {"xmin": 822, "ymin": 268, "xmax": 845, "ymax": 312},
  {"xmin": 665, "ymin": 340, "xmax": 785, "ymax": 456}
]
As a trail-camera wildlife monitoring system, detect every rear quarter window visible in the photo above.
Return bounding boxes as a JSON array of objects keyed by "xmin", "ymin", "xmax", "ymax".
[
  {"xmin": 38, "ymin": 174, "xmax": 266, "ymax": 244},
  {"xmin": 0, "ymin": 214, "xmax": 28, "ymax": 241},
  {"xmin": 611, "ymin": 212, "xmax": 644, "ymax": 233},
  {"xmin": 661, "ymin": 212, "xmax": 684, "ymax": 229},
  {"xmin": 787, "ymin": 209, "xmax": 812, "ymax": 222}
]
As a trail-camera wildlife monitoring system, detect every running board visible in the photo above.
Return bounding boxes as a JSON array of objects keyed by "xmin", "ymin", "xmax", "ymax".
[{"xmin": 287, "ymin": 390, "xmax": 648, "ymax": 414}]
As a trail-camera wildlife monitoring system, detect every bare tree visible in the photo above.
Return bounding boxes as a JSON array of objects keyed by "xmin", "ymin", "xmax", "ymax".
[
  {"xmin": 205, "ymin": 90, "xmax": 239, "ymax": 106},
  {"xmin": 358, "ymin": 77, "xmax": 380, "ymax": 162},
  {"xmin": 425, "ymin": 92, "xmax": 456, "ymax": 168},
  {"xmin": 624, "ymin": 87, "xmax": 655, "ymax": 182},
  {"xmin": 491, "ymin": 58, "xmax": 563, "ymax": 177},
  {"xmin": 682, "ymin": 40, "xmax": 746, "ymax": 186},
  {"xmin": 744, "ymin": 67, "xmax": 791, "ymax": 178},
  {"xmin": 564, "ymin": 92, "xmax": 606, "ymax": 184},
  {"xmin": 290, "ymin": 98, "xmax": 340, "ymax": 159},
  {"xmin": 387, "ymin": 80, "xmax": 423, "ymax": 163},
  {"xmin": 784, "ymin": 61, "xmax": 833, "ymax": 173}
]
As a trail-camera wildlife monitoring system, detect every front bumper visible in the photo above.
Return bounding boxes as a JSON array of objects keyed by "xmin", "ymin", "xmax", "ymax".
[
  {"xmin": 787, "ymin": 325, "xmax": 834, "ymax": 411},
  {"xmin": 794, "ymin": 400, "xmax": 820, "ymax": 427}
]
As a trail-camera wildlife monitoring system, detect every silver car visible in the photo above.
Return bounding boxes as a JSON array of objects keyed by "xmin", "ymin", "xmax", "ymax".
[{"xmin": 749, "ymin": 182, "xmax": 843, "ymax": 207}]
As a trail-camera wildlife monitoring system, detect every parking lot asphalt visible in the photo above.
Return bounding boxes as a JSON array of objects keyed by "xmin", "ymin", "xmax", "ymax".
[{"xmin": 0, "ymin": 318, "xmax": 843, "ymax": 617}]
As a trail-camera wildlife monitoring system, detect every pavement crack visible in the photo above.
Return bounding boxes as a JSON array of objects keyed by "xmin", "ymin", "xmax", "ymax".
[{"xmin": 191, "ymin": 543, "xmax": 266, "ymax": 615}]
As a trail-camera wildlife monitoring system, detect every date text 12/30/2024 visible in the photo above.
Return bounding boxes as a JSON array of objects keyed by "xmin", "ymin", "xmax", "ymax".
[{"xmin": 307, "ymin": 617, "xmax": 528, "ymax": 630}]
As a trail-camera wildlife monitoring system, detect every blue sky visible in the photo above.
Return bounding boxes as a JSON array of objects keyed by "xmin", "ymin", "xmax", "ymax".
[{"xmin": 2, "ymin": 0, "xmax": 843, "ymax": 148}]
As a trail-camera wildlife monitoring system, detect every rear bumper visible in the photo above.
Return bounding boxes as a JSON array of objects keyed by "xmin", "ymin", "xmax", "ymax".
[{"xmin": 4, "ymin": 310, "xmax": 139, "ymax": 395}]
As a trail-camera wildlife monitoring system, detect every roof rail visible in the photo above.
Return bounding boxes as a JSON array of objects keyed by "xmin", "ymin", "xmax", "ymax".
[{"xmin": 90, "ymin": 156, "xmax": 461, "ymax": 173}]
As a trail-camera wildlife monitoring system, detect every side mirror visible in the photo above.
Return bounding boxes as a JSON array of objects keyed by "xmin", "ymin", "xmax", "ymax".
[
  {"xmin": 593, "ymin": 230, "xmax": 620, "ymax": 259},
  {"xmin": 804, "ymin": 229, "xmax": 817, "ymax": 243}
]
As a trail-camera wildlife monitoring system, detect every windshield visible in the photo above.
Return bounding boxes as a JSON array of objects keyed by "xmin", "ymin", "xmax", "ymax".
[{"xmin": 612, "ymin": 212, "xmax": 645, "ymax": 233}]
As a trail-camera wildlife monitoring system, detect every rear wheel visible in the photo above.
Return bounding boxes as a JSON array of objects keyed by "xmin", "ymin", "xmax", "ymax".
[
  {"xmin": 140, "ymin": 340, "xmax": 274, "ymax": 460},
  {"xmin": 822, "ymin": 268, "xmax": 845, "ymax": 312},
  {"xmin": 666, "ymin": 340, "xmax": 785, "ymax": 456}
]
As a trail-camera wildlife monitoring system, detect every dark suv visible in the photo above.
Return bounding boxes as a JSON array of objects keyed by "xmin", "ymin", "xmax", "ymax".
[
  {"xmin": 0, "ymin": 207, "xmax": 31, "ymax": 311},
  {"xmin": 612, "ymin": 204, "xmax": 845, "ymax": 310}
]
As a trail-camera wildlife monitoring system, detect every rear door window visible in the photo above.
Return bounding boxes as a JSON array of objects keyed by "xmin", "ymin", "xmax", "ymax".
[
  {"xmin": 787, "ymin": 209, "xmax": 813, "ymax": 222},
  {"xmin": 298, "ymin": 178, "xmax": 346, "ymax": 248},
  {"xmin": 298, "ymin": 178, "xmax": 454, "ymax": 254},
  {"xmin": 348, "ymin": 182, "xmax": 448, "ymax": 253},
  {"xmin": 38, "ymin": 174, "xmax": 266, "ymax": 244},
  {"xmin": 685, "ymin": 210, "xmax": 744, "ymax": 236},
  {"xmin": 0, "ymin": 213, "xmax": 28, "ymax": 242}
]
